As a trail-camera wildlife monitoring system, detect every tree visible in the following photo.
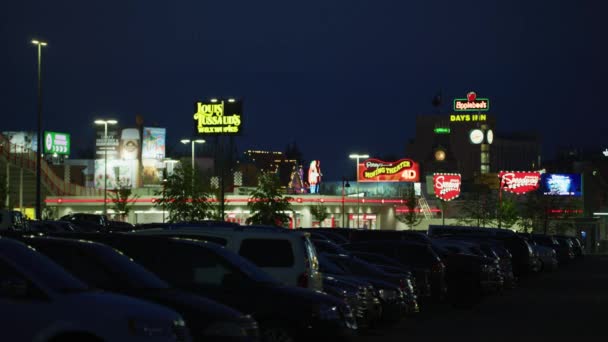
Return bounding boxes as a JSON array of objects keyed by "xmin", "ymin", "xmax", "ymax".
[
  {"xmin": 310, "ymin": 202, "xmax": 330, "ymax": 227},
  {"xmin": 456, "ymin": 186, "xmax": 496, "ymax": 227},
  {"xmin": 246, "ymin": 171, "xmax": 293, "ymax": 226},
  {"xmin": 0, "ymin": 180, "xmax": 6, "ymax": 210},
  {"xmin": 395, "ymin": 186, "xmax": 423, "ymax": 230},
  {"xmin": 154, "ymin": 164, "xmax": 212, "ymax": 222},
  {"xmin": 495, "ymin": 195, "xmax": 519, "ymax": 229},
  {"xmin": 110, "ymin": 178, "xmax": 139, "ymax": 221}
]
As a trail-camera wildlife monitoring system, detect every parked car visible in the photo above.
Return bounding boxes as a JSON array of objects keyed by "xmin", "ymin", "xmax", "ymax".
[
  {"xmin": 529, "ymin": 234, "xmax": 573, "ymax": 265},
  {"xmin": 59, "ymin": 213, "xmax": 109, "ymax": 232},
  {"xmin": 555, "ymin": 235, "xmax": 584, "ymax": 257},
  {"xmin": 27, "ymin": 220, "xmax": 77, "ymax": 233},
  {"xmin": 131, "ymin": 224, "xmax": 324, "ymax": 291},
  {"xmin": 322, "ymin": 253, "xmax": 418, "ymax": 317},
  {"xmin": 0, "ymin": 209, "xmax": 27, "ymax": 231},
  {"xmin": 431, "ymin": 238, "xmax": 504, "ymax": 297},
  {"xmin": 441, "ymin": 236, "xmax": 516, "ymax": 289},
  {"xmin": 342, "ymin": 240, "xmax": 448, "ymax": 302},
  {"xmin": 553, "ymin": 235, "xmax": 577, "ymax": 263},
  {"xmin": 59, "ymin": 234, "xmax": 358, "ymax": 342},
  {"xmin": 428, "ymin": 225, "xmax": 536, "ymax": 277},
  {"xmin": 320, "ymin": 271, "xmax": 379, "ymax": 329},
  {"xmin": 11, "ymin": 235, "xmax": 259, "ymax": 342},
  {"xmin": 347, "ymin": 251, "xmax": 432, "ymax": 299},
  {"xmin": 0, "ymin": 236, "xmax": 191, "ymax": 342}
]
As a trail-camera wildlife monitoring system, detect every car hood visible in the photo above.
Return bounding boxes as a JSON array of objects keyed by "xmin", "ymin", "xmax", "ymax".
[{"xmin": 123, "ymin": 287, "xmax": 248, "ymax": 323}]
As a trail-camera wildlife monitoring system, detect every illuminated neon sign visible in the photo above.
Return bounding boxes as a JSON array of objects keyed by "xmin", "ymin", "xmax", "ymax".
[
  {"xmin": 434, "ymin": 127, "xmax": 451, "ymax": 134},
  {"xmin": 358, "ymin": 158, "xmax": 419, "ymax": 182},
  {"xmin": 193, "ymin": 99, "xmax": 243, "ymax": 135},
  {"xmin": 499, "ymin": 171, "xmax": 541, "ymax": 194},
  {"xmin": 433, "ymin": 173, "xmax": 461, "ymax": 201},
  {"xmin": 453, "ymin": 91, "xmax": 490, "ymax": 112},
  {"xmin": 450, "ymin": 114, "xmax": 487, "ymax": 122}
]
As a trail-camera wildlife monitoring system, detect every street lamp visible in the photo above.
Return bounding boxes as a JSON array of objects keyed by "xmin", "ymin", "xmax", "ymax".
[
  {"xmin": 342, "ymin": 177, "xmax": 350, "ymax": 227},
  {"xmin": 180, "ymin": 139, "xmax": 206, "ymax": 170},
  {"xmin": 349, "ymin": 153, "xmax": 369, "ymax": 228},
  {"xmin": 95, "ymin": 119, "xmax": 118, "ymax": 217},
  {"xmin": 161, "ymin": 158, "xmax": 178, "ymax": 223},
  {"xmin": 32, "ymin": 39, "xmax": 47, "ymax": 220}
]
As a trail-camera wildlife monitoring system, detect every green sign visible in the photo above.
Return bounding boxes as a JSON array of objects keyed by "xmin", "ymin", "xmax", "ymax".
[
  {"xmin": 44, "ymin": 131, "xmax": 70, "ymax": 155},
  {"xmin": 434, "ymin": 127, "xmax": 451, "ymax": 134}
]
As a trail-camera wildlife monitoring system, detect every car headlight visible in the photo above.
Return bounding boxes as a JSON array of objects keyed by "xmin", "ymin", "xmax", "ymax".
[
  {"xmin": 128, "ymin": 317, "xmax": 185, "ymax": 338},
  {"xmin": 378, "ymin": 289, "xmax": 398, "ymax": 301},
  {"xmin": 315, "ymin": 304, "xmax": 341, "ymax": 321},
  {"xmin": 204, "ymin": 320, "xmax": 257, "ymax": 337}
]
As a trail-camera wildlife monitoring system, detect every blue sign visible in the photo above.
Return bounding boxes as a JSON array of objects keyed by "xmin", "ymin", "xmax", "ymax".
[{"xmin": 540, "ymin": 173, "xmax": 582, "ymax": 196}]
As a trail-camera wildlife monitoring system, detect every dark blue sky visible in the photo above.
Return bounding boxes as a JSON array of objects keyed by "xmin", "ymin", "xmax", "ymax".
[{"xmin": 2, "ymin": 0, "xmax": 607, "ymax": 180}]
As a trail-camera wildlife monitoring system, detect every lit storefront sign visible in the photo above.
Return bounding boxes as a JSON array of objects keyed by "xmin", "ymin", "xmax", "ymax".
[
  {"xmin": 453, "ymin": 91, "xmax": 490, "ymax": 112},
  {"xmin": 450, "ymin": 114, "xmax": 488, "ymax": 122},
  {"xmin": 434, "ymin": 127, "xmax": 450, "ymax": 134},
  {"xmin": 499, "ymin": 171, "xmax": 541, "ymax": 194},
  {"xmin": 433, "ymin": 173, "xmax": 461, "ymax": 201},
  {"xmin": 358, "ymin": 158, "xmax": 419, "ymax": 182},
  {"xmin": 193, "ymin": 99, "xmax": 243, "ymax": 135},
  {"xmin": 43, "ymin": 131, "xmax": 70, "ymax": 155}
]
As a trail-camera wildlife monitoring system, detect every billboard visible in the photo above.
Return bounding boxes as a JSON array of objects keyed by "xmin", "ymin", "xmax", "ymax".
[
  {"xmin": 193, "ymin": 99, "xmax": 243, "ymax": 135},
  {"xmin": 499, "ymin": 171, "xmax": 541, "ymax": 194},
  {"xmin": 358, "ymin": 159, "xmax": 419, "ymax": 183},
  {"xmin": 94, "ymin": 159, "xmax": 138, "ymax": 190},
  {"xmin": 540, "ymin": 173, "xmax": 582, "ymax": 196},
  {"xmin": 142, "ymin": 127, "xmax": 166, "ymax": 160},
  {"xmin": 308, "ymin": 160, "xmax": 322, "ymax": 194},
  {"xmin": 119, "ymin": 128, "xmax": 140, "ymax": 160},
  {"xmin": 43, "ymin": 131, "xmax": 70, "ymax": 155},
  {"xmin": 95, "ymin": 126, "xmax": 120, "ymax": 160},
  {"xmin": 433, "ymin": 173, "xmax": 462, "ymax": 201},
  {"xmin": 2, "ymin": 131, "xmax": 38, "ymax": 153}
]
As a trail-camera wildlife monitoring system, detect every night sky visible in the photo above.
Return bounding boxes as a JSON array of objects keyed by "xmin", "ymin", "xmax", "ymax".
[{"xmin": 2, "ymin": 0, "xmax": 607, "ymax": 180}]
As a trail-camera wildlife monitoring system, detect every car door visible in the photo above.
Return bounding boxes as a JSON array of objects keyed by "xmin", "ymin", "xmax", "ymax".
[{"xmin": 0, "ymin": 258, "xmax": 54, "ymax": 342}]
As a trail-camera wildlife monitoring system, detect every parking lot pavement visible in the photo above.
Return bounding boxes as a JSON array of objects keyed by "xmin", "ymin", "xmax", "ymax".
[{"xmin": 354, "ymin": 255, "xmax": 608, "ymax": 341}]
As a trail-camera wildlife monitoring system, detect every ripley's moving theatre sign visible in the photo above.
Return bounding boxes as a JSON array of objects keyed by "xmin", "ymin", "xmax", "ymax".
[
  {"xmin": 498, "ymin": 171, "xmax": 541, "ymax": 194},
  {"xmin": 358, "ymin": 158, "xmax": 420, "ymax": 182}
]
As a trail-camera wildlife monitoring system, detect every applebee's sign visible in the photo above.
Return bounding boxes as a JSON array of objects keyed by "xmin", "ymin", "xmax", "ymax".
[
  {"xmin": 499, "ymin": 171, "xmax": 541, "ymax": 194},
  {"xmin": 433, "ymin": 173, "xmax": 461, "ymax": 201}
]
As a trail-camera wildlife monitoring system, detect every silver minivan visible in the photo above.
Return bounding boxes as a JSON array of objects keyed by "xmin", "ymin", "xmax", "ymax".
[{"xmin": 133, "ymin": 225, "xmax": 324, "ymax": 291}]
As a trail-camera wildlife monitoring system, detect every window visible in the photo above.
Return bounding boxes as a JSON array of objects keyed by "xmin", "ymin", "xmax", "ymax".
[{"xmin": 238, "ymin": 239, "xmax": 294, "ymax": 267}]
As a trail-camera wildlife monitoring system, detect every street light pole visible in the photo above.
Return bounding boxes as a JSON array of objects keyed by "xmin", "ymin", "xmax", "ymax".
[
  {"xmin": 95, "ymin": 119, "xmax": 117, "ymax": 217},
  {"xmin": 32, "ymin": 39, "xmax": 47, "ymax": 220},
  {"xmin": 342, "ymin": 177, "xmax": 350, "ymax": 227},
  {"xmin": 349, "ymin": 154, "xmax": 369, "ymax": 228}
]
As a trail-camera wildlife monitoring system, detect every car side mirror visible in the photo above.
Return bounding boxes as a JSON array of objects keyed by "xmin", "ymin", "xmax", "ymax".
[{"xmin": 0, "ymin": 276, "xmax": 29, "ymax": 298}]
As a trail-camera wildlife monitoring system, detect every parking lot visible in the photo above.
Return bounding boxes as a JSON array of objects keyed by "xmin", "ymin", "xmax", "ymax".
[{"xmin": 357, "ymin": 255, "xmax": 607, "ymax": 340}]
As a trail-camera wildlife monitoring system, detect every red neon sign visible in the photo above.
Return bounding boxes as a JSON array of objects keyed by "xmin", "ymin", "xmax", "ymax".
[
  {"xmin": 499, "ymin": 171, "xmax": 541, "ymax": 194},
  {"xmin": 433, "ymin": 173, "xmax": 461, "ymax": 201},
  {"xmin": 358, "ymin": 158, "xmax": 419, "ymax": 183}
]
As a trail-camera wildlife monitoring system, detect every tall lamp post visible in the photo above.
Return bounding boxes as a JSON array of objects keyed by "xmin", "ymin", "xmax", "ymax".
[
  {"xmin": 94, "ymin": 119, "xmax": 118, "ymax": 217},
  {"xmin": 349, "ymin": 153, "xmax": 369, "ymax": 228},
  {"xmin": 32, "ymin": 39, "xmax": 47, "ymax": 220},
  {"xmin": 341, "ymin": 177, "xmax": 350, "ymax": 227},
  {"xmin": 181, "ymin": 139, "xmax": 206, "ymax": 171}
]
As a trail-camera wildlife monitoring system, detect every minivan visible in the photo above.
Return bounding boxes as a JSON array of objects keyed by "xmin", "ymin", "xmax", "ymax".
[{"xmin": 132, "ymin": 224, "xmax": 323, "ymax": 291}]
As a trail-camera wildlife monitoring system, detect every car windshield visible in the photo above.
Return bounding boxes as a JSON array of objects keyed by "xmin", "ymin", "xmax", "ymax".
[
  {"xmin": 0, "ymin": 238, "xmax": 89, "ymax": 293},
  {"xmin": 212, "ymin": 245, "xmax": 281, "ymax": 285}
]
